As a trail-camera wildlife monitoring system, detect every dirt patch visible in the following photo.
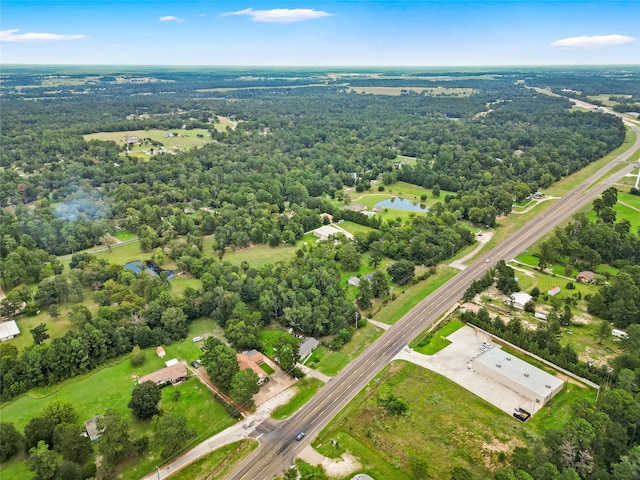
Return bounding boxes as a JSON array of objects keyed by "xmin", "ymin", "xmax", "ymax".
[
  {"xmin": 299, "ymin": 445, "xmax": 362, "ymax": 478},
  {"xmin": 481, "ymin": 437, "xmax": 524, "ymax": 469}
]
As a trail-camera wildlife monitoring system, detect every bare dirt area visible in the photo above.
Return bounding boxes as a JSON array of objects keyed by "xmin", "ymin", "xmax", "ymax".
[{"xmin": 298, "ymin": 445, "xmax": 362, "ymax": 478}]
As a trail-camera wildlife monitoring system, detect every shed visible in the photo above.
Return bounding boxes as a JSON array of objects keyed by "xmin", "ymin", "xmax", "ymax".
[
  {"xmin": 547, "ymin": 286, "xmax": 561, "ymax": 297},
  {"xmin": 156, "ymin": 346, "xmax": 166, "ymax": 358},
  {"xmin": 299, "ymin": 337, "xmax": 319, "ymax": 361},
  {"xmin": 348, "ymin": 276, "xmax": 360, "ymax": 286},
  {"xmin": 84, "ymin": 415, "xmax": 105, "ymax": 443},
  {"xmin": 0, "ymin": 320, "xmax": 20, "ymax": 342}
]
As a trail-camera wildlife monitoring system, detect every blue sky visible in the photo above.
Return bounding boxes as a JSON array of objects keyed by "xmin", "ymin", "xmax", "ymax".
[{"xmin": 1, "ymin": 1, "xmax": 638, "ymax": 66}]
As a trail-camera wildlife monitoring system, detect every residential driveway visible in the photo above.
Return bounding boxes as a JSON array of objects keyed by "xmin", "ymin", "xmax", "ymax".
[
  {"xmin": 393, "ymin": 326, "xmax": 539, "ymax": 416},
  {"xmin": 254, "ymin": 357, "xmax": 296, "ymax": 406}
]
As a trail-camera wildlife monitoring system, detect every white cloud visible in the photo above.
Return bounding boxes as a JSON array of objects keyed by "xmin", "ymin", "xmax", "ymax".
[
  {"xmin": 221, "ymin": 8, "xmax": 332, "ymax": 23},
  {"xmin": 550, "ymin": 34, "xmax": 635, "ymax": 47},
  {"xmin": 159, "ymin": 16, "xmax": 185, "ymax": 23},
  {"xmin": 0, "ymin": 29, "xmax": 86, "ymax": 43}
]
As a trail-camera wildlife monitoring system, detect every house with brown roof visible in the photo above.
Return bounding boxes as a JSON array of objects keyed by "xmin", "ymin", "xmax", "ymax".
[
  {"xmin": 576, "ymin": 271, "xmax": 596, "ymax": 284},
  {"xmin": 138, "ymin": 363, "xmax": 187, "ymax": 387},
  {"xmin": 237, "ymin": 352, "xmax": 267, "ymax": 385}
]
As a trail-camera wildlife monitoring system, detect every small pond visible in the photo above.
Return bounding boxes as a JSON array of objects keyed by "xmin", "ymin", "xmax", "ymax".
[
  {"xmin": 124, "ymin": 260, "xmax": 176, "ymax": 281},
  {"xmin": 375, "ymin": 197, "xmax": 430, "ymax": 212}
]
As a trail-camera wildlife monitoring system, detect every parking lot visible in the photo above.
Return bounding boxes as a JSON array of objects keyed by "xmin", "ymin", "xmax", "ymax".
[{"xmin": 394, "ymin": 325, "xmax": 541, "ymax": 416}]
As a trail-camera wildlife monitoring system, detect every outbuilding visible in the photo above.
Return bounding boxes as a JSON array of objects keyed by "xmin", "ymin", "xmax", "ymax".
[
  {"xmin": 507, "ymin": 292, "xmax": 532, "ymax": 310},
  {"xmin": 0, "ymin": 320, "xmax": 20, "ymax": 342}
]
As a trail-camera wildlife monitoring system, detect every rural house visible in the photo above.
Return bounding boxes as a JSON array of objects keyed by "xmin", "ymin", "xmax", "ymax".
[
  {"xmin": 138, "ymin": 363, "xmax": 187, "ymax": 387},
  {"xmin": 237, "ymin": 352, "xmax": 268, "ymax": 385},
  {"xmin": 576, "ymin": 271, "xmax": 596, "ymax": 283}
]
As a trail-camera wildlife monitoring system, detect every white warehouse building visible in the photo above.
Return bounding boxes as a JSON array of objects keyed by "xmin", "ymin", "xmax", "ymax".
[{"xmin": 472, "ymin": 348, "xmax": 564, "ymax": 406}]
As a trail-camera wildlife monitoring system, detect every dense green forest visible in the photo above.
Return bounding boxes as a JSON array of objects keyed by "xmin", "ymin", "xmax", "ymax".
[{"xmin": 1, "ymin": 67, "xmax": 639, "ymax": 479}]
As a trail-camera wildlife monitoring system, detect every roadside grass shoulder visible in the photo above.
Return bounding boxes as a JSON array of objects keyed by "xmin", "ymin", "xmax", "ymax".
[
  {"xmin": 375, "ymin": 266, "xmax": 458, "ymax": 325},
  {"xmin": 410, "ymin": 319, "xmax": 465, "ymax": 355},
  {"xmin": 168, "ymin": 440, "xmax": 258, "ymax": 480},
  {"xmin": 271, "ymin": 377, "xmax": 323, "ymax": 420},
  {"xmin": 306, "ymin": 323, "xmax": 383, "ymax": 376},
  {"xmin": 314, "ymin": 361, "xmax": 529, "ymax": 480}
]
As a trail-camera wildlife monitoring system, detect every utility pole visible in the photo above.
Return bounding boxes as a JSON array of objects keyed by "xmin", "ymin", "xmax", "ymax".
[{"xmin": 354, "ymin": 311, "xmax": 359, "ymax": 329}]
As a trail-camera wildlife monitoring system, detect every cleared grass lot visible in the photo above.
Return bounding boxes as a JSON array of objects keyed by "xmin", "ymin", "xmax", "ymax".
[
  {"xmin": 410, "ymin": 319, "xmax": 465, "ymax": 355},
  {"xmin": 306, "ymin": 322, "xmax": 384, "ymax": 376},
  {"xmin": 271, "ymin": 377, "xmax": 324, "ymax": 420},
  {"xmin": 314, "ymin": 361, "xmax": 528, "ymax": 480}
]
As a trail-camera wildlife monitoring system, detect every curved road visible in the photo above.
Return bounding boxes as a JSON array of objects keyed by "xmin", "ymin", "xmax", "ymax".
[{"xmin": 223, "ymin": 122, "xmax": 640, "ymax": 480}]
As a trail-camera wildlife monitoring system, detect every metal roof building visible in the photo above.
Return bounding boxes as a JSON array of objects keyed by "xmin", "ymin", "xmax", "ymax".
[
  {"xmin": 0, "ymin": 320, "xmax": 20, "ymax": 342},
  {"xmin": 472, "ymin": 348, "xmax": 564, "ymax": 406}
]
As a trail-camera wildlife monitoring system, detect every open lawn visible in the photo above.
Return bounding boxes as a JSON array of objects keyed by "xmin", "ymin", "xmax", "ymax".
[
  {"xmin": 586, "ymin": 201, "xmax": 640, "ymax": 231},
  {"xmin": 337, "ymin": 221, "xmax": 376, "ymax": 236},
  {"xmin": 619, "ymin": 191, "xmax": 640, "ymax": 210},
  {"xmin": 93, "ymin": 239, "xmax": 147, "ymax": 265},
  {"xmin": 306, "ymin": 323, "xmax": 383, "ymax": 376},
  {"xmin": 202, "ymin": 237, "xmax": 308, "ymax": 269},
  {"xmin": 169, "ymin": 440, "xmax": 258, "ymax": 480},
  {"xmin": 257, "ymin": 325, "xmax": 288, "ymax": 358},
  {"xmin": 271, "ymin": 377, "xmax": 324, "ymax": 420},
  {"xmin": 375, "ymin": 266, "xmax": 458, "ymax": 325},
  {"xmin": 314, "ymin": 361, "xmax": 531, "ymax": 480},
  {"xmin": 410, "ymin": 319, "xmax": 465, "ymax": 355}
]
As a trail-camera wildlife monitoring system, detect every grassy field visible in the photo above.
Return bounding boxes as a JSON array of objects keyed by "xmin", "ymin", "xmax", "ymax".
[
  {"xmin": 410, "ymin": 319, "xmax": 465, "ymax": 355},
  {"xmin": 169, "ymin": 440, "xmax": 258, "ymax": 480},
  {"xmin": 202, "ymin": 236, "xmax": 311, "ymax": 269},
  {"xmin": 375, "ymin": 266, "xmax": 458, "ymax": 325},
  {"xmin": 0, "ymin": 334, "xmax": 236, "ymax": 480},
  {"xmin": 84, "ymin": 128, "xmax": 212, "ymax": 156},
  {"xmin": 585, "ymin": 201, "xmax": 640, "ymax": 232},
  {"xmin": 314, "ymin": 361, "xmax": 530, "ymax": 480},
  {"xmin": 619, "ymin": 191, "xmax": 640, "ymax": 209},
  {"xmin": 306, "ymin": 323, "xmax": 384, "ymax": 376},
  {"xmin": 271, "ymin": 377, "xmax": 324, "ymax": 420},
  {"xmin": 257, "ymin": 325, "xmax": 288, "ymax": 358},
  {"xmin": 349, "ymin": 86, "xmax": 477, "ymax": 97}
]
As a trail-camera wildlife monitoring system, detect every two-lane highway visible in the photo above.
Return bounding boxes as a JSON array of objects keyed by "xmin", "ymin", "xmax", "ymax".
[{"xmin": 225, "ymin": 121, "xmax": 640, "ymax": 480}]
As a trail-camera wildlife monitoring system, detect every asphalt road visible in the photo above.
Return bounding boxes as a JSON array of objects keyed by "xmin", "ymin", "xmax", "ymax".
[{"xmin": 224, "ymin": 124, "xmax": 640, "ymax": 480}]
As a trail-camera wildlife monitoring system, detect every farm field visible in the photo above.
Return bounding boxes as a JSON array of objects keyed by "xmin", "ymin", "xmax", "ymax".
[{"xmin": 349, "ymin": 86, "xmax": 477, "ymax": 96}]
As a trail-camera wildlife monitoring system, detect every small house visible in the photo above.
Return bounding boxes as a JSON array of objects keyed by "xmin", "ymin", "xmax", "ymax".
[
  {"xmin": 576, "ymin": 271, "xmax": 596, "ymax": 284},
  {"xmin": 0, "ymin": 320, "xmax": 20, "ymax": 342},
  {"xmin": 547, "ymin": 286, "xmax": 561, "ymax": 297}
]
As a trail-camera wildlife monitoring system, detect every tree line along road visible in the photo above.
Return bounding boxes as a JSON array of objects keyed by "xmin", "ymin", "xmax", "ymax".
[{"xmin": 221, "ymin": 122, "xmax": 640, "ymax": 480}]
